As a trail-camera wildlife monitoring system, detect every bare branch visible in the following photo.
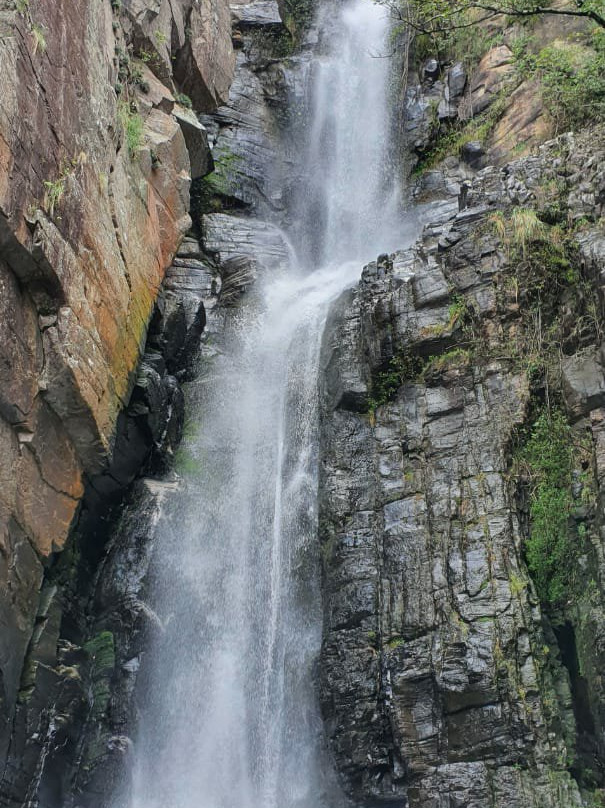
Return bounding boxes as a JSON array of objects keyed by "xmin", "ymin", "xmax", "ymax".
[{"xmin": 377, "ymin": 0, "xmax": 605, "ymax": 32}]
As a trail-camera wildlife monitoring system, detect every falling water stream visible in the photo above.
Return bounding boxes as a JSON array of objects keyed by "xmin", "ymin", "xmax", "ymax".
[{"xmin": 128, "ymin": 2, "xmax": 408, "ymax": 806}]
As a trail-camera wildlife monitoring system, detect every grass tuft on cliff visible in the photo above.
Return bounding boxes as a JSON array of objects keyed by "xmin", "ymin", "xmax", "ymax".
[{"xmin": 118, "ymin": 101, "xmax": 144, "ymax": 156}]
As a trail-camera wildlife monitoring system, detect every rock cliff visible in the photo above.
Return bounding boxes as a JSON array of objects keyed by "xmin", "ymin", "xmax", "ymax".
[
  {"xmin": 0, "ymin": 0, "xmax": 233, "ymax": 801},
  {"xmin": 319, "ymin": 128, "xmax": 605, "ymax": 806},
  {"xmin": 0, "ymin": 2, "xmax": 304, "ymax": 804},
  {"xmin": 2, "ymin": 0, "xmax": 605, "ymax": 806}
]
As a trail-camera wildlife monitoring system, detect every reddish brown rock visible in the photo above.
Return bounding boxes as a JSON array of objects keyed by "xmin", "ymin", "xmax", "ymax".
[
  {"xmin": 0, "ymin": 0, "xmax": 233, "ymax": 767},
  {"xmin": 121, "ymin": 0, "xmax": 235, "ymax": 110},
  {"xmin": 174, "ymin": 0, "xmax": 236, "ymax": 111},
  {"xmin": 459, "ymin": 45, "xmax": 515, "ymax": 120},
  {"xmin": 487, "ymin": 79, "xmax": 552, "ymax": 164}
]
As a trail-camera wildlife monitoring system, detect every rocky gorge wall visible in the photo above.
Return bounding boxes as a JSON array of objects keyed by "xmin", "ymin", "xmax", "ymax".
[
  {"xmin": 0, "ymin": 2, "xmax": 308, "ymax": 804},
  {"xmin": 318, "ymin": 128, "xmax": 605, "ymax": 806},
  {"xmin": 2, "ymin": 0, "xmax": 605, "ymax": 807},
  {"xmin": 0, "ymin": 0, "xmax": 234, "ymax": 802}
]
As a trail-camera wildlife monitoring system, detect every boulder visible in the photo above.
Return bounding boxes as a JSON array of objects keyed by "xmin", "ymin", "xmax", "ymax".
[
  {"xmin": 173, "ymin": 106, "xmax": 213, "ymax": 180},
  {"xmin": 174, "ymin": 0, "xmax": 236, "ymax": 112},
  {"xmin": 232, "ymin": 0, "xmax": 284, "ymax": 29},
  {"xmin": 423, "ymin": 58, "xmax": 440, "ymax": 81},
  {"xmin": 487, "ymin": 79, "xmax": 550, "ymax": 165}
]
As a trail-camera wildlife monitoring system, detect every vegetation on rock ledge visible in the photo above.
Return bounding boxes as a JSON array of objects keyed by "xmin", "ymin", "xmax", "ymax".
[{"xmin": 518, "ymin": 410, "xmax": 578, "ymax": 605}]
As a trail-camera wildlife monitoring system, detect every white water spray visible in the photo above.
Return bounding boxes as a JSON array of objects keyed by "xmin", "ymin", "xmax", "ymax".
[
  {"xmin": 297, "ymin": 0, "xmax": 403, "ymax": 265},
  {"xmin": 128, "ymin": 2, "xmax": 409, "ymax": 806}
]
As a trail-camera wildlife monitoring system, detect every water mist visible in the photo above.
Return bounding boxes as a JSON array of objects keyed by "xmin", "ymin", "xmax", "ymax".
[{"xmin": 127, "ymin": 3, "xmax": 409, "ymax": 806}]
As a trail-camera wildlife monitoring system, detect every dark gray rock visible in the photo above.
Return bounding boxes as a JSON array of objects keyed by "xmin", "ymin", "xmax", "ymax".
[
  {"xmin": 423, "ymin": 58, "xmax": 439, "ymax": 81},
  {"xmin": 173, "ymin": 107, "xmax": 212, "ymax": 180},
  {"xmin": 232, "ymin": 0, "xmax": 283, "ymax": 29},
  {"xmin": 461, "ymin": 139, "xmax": 485, "ymax": 167},
  {"xmin": 562, "ymin": 350, "xmax": 605, "ymax": 419},
  {"xmin": 317, "ymin": 131, "xmax": 605, "ymax": 805},
  {"xmin": 448, "ymin": 62, "xmax": 467, "ymax": 98},
  {"xmin": 59, "ymin": 479, "xmax": 178, "ymax": 808},
  {"xmin": 203, "ymin": 212, "xmax": 292, "ymax": 271}
]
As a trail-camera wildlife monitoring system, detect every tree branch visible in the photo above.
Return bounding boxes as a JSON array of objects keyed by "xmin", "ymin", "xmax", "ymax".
[{"xmin": 381, "ymin": 0, "xmax": 605, "ymax": 32}]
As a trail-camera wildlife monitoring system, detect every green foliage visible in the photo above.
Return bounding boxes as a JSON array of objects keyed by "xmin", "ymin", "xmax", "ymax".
[
  {"xmin": 191, "ymin": 148, "xmax": 243, "ymax": 221},
  {"xmin": 249, "ymin": 28, "xmax": 295, "ymax": 58},
  {"xmin": 281, "ymin": 0, "xmax": 314, "ymax": 38},
  {"xmin": 173, "ymin": 446, "xmax": 203, "ymax": 478},
  {"xmin": 84, "ymin": 630, "xmax": 115, "ymax": 717},
  {"xmin": 367, "ymin": 350, "xmax": 424, "ymax": 413},
  {"xmin": 40, "ymin": 151, "xmax": 87, "ymax": 218},
  {"xmin": 387, "ymin": 637, "xmax": 405, "ymax": 649},
  {"xmin": 491, "ymin": 207, "xmax": 546, "ymax": 256},
  {"xmin": 489, "ymin": 207, "xmax": 578, "ymax": 304},
  {"xmin": 413, "ymin": 10, "xmax": 503, "ymax": 68},
  {"xmin": 380, "ymin": 0, "xmax": 605, "ymax": 45},
  {"xmin": 367, "ymin": 345, "xmax": 472, "ymax": 416},
  {"xmin": 118, "ymin": 101, "xmax": 144, "ymax": 155},
  {"xmin": 420, "ymin": 347, "xmax": 472, "ymax": 379},
  {"xmin": 138, "ymin": 47, "xmax": 161, "ymax": 68},
  {"xmin": 586, "ymin": 789, "xmax": 605, "ymax": 808},
  {"xmin": 14, "ymin": 0, "xmax": 47, "ymax": 56},
  {"xmin": 513, "ymin": 31, "xmax": 605, "ymax": 131},
  {"xmin": 448, "ymin": 294, "xmax": 468, "ymax": 326},
  {"xmin": 511, "ymin": 31, "xmax": 537, "ymax": 76},
  {"xmin": 413, "ymin": 93, "xmax": 508, "ymax": 174},
  {"xmin": 43, "ymin": 178, "xmax": 65, "ymax": 217},
  {"xmin": 519, "ymin": 410, "xmax": 578, "ymax": 605},
  {"xmin": 422, "ymin": 293, "xmax": 474, "ymax": 338},
  {"xmin": 31, "ymin": 21, "xmax": 46, "ymax": 53},
  {"xmin": 537, "ymin": 36, "xmax": 605, "ymax": 130},
  {"xmin": 84, "ymin": 631, "xmax": 115, "ymax": 673},
  {"xmin": 175, "ymin": 92, "xmax": 193, "ymax": 109}
]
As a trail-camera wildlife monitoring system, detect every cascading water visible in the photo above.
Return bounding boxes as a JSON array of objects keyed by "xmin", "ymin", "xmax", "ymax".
[
  {"xmin": 126, "ymin": 2, "xmax": 409, "ymax": 807},
  {"xmin": 297, "ymin": 0, "xmax": 403, "ymax": 265}
]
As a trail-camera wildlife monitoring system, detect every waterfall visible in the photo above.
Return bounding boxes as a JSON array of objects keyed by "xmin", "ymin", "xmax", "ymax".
[
  {"xmin": 297, "ymin": 0, "xmax": 403, "ymax": 266},
  {"xmin": 127, "ymin": 2, "xmax": 407, "ymax": 807}
]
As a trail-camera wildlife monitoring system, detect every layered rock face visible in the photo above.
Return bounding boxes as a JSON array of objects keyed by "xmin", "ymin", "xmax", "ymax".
[
  {"xmin": 3, "ymin": 1, "xmax": 605, "ymax": 806},
  {"xmin": 0, "ymin": 0, "xmax": 233, "ymax": 800},
  {"xmin": 319, "ymin": 129, "xmax": 605, "ymax": 806},
  {"xmin": 0, "ymin": 3, "xmax": 305, "ymax": 804}
]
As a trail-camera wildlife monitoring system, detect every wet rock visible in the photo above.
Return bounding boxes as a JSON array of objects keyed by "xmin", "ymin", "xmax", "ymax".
[
  {"xmin": 173, "ymin": 107, "xmax": 213, "ymax": 180},
  {"xmin": 203, "ymin": 212, "xmax": 292, "ymax": 271},
  {"xmin": 404, "ymin": 83, "xmax": 444, "ymax": 152},
  {"xmin": 0, "ymin": 0, "xmax": 231, "ymax": 732},
  {"xmin": 461, "ymin": 140, "xmax": 485, "ymax": 168},
  {"xmin": 0, "ymin": 238, "xmax": 205, "ymax": 800},
  {"xmin": 232, "ymin": 0, "xmax": 283, "ymax": 29},
  {"xmin": 318, "ymin": 127, "xmax": 605, "ymax": 806},
  {"xmin": 46, "ymin": 479, "xmax": 178, "ymax": 808}
]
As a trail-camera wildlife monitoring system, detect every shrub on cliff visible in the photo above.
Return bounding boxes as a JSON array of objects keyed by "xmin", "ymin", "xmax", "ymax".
[{"xmin": 520, "ymin": 410, "xmax": 581, "ymax": 605}]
